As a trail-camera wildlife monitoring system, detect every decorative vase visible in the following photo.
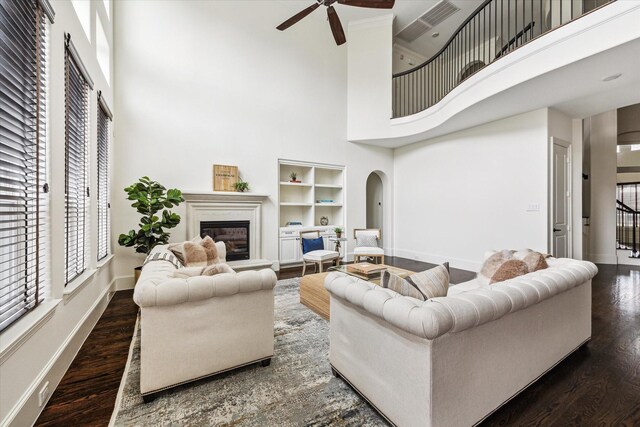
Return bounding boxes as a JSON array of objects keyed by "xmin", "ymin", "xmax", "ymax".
[{"xmin": 336, "ymin": 232, "xmax": 342, "ymax": 238}]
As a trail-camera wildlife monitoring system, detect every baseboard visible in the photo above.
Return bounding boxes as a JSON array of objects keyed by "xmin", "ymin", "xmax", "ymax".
[
  {"xmin": 3, "ymin": 280, "xmax": 115, "ymax": 427},
  {"xmin": 113, "ymin": 275, "xmax": 135, "ymax": 291},
  {"xmin": 587, "ymin": 253, "xmax": 618, "ymax": 265},
  {"xmin": 392, "ymin": 248, "xmax": 481, "ymax": 272}
]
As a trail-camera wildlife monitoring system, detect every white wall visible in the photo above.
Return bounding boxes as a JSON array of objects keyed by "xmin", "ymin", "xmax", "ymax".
[
  {"xmin": 393, "ymin": 109, "xmax": 550, "ymax": 271},
  {"xmin": 0, "ymin": 1, "xmax": 115, "ymax": 425},
  {"xmin": 112, "ymin": 1, "xmax": 394, "ymax": 276},
  {"xmin": 588, "ymin": 110, "xmax": 618, "ymax": 264}
]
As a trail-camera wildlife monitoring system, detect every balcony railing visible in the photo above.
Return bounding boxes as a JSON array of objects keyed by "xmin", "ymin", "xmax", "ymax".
[{"xmin": 392, "ymin": 0, "xmax": 615, "ymax": 118}]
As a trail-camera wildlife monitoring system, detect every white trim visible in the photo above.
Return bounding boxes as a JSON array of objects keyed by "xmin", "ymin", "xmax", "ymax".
[
  {"xmin": 0, "ymin": 299, "xmax": 60, "ymax": 365},
  {"xmin": 182, "ymin": 191, "xmax": 270, "ymax": 199},
  {"xmin": 549, "ymin": 137, "xmax": 573, "ymax": 258},
  {"xmin": 1, "ymin": 280, "xmax": 114, "ymax": 427},
  {"xmin": 392, "ymin": 248, "xmax": 482, "ymax": 273},
  {"xmin": 588, "ymin": 253, "xmax": 618, "ymax": 265},
  {"xmin": 97, "ymin": 253, "xmax": 115, "ymax": 269},
  {"xmin": 63, "ymin": 268, "xmax": 97, "ymax": 304},
  {"xmin": 112, "ymin": 275, "xmax": 135, "ymax": 291}
]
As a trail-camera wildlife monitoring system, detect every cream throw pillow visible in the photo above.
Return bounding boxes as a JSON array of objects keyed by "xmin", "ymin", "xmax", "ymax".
[
  {"xmin": 171, "ymin": 236, "xmax": 219, "ymax": 267},
  {"xmin": 169, "ymin": 236, "xmax": 203, "ymax": 266}
]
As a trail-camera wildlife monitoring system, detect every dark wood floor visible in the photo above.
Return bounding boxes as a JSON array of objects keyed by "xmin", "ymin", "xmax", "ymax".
[
  {"xmin": 35, "ymin": 259, "xmax": 639, "ymax": 426},
  {"xmin": 35, "ymin": 290, "xmax": 138, "ymax": 427}
]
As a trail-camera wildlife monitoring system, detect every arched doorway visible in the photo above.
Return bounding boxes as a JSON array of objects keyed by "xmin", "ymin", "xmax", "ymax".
[{"xmin": 366, "ymin": 172, "xmax": 384, "ymax": 242}]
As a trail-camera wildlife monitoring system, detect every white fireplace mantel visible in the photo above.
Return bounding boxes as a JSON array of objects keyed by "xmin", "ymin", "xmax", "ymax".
[{"xmin": 183, "ymin": 191, "xmax": 270, "ymax": 260}]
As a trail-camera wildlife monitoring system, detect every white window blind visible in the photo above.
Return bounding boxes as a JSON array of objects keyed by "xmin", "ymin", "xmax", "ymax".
[
  {"xmin": 64, "ymin": 34, "xmax": 91, "ymax": 285},
  {"xmin": 0, "ymin": 0, "xmax": 52, "ymax": 332},
  {"xmin": 96, "ymin": 92, "xmax": 111, "ymax": 261}
]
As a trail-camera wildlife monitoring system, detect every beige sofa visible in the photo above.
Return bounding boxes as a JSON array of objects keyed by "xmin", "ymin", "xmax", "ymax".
[
  {"xmin": 133, "ymin": 244, "xmax": 277, "ymax": 401},
  {"xmin": 324, "ymin": 258, "xmax": 598, "ymax": 427}
]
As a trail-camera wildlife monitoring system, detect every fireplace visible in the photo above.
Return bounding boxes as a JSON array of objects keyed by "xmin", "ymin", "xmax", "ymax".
[{"xmin": 200, "ymin": 220, "xmax": 250, "ymax": 261}]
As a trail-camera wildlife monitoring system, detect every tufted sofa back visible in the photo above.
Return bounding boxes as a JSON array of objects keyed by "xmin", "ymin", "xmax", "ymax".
[
  {"xmin": 324, "ymin": 258, "xmax": 597, "ymax": 340},
  {"xmin": 133, "ymin": 244, "xmax": 276, "ymax": 308}
]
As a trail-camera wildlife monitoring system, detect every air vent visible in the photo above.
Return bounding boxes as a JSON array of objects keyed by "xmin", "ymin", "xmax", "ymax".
[
  {"xmin": 396, "ymin": 0, "xmax": 460, "ymax": 42},
  {"xmin": 421, "ymin": 0, "xmax": 460, "ymax": 27}
]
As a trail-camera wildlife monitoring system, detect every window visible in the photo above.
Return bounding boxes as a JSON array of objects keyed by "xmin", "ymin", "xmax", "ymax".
[
  {"xmin": 64, "ymin": 34, "xmax": 93, "ymax": 285},
  {"xmin": 97, "ymin": 92, "xmax": 112, "ymax": 261},
  {"xmin": 96, "ymin": 15, "xmax": 110, "ymax": 84},
  {"xmin": 0, "ymin": 0, "xmax": 53, "ymax": 332}
]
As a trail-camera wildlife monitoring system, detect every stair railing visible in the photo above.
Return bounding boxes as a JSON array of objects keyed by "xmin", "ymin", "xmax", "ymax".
[{"xmin": 392, "ymin": 0, "xmax": 616, "ymax": 118}]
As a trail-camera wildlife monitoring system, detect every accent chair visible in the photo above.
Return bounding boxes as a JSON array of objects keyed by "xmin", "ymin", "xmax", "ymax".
[
  {"xmin": 300, "ymin": 230, "xmax": 340, "ymax": 276},
  {"xmin": 353, "ymin": 228, "xmax": 384, "ymax": 264}
]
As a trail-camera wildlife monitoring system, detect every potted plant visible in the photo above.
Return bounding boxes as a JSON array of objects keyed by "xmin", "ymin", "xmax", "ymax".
[
  {"xmin": 289, "ymin": 171, "xmax": 300, "ymax": 183},
  {"xmin": 233, "ymin": 179, "xmax": 249, "ymax": 192},
  {"xmin": 118, "ymin": 176, "xmax": 184, "ymax": 283},
  {"xmin": 334, "ymin": 227, "xmax": 343, "ymax": 238}
]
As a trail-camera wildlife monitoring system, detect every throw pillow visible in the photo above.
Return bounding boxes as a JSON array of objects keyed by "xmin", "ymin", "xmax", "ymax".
[
  {"xmin": 143, "ymin": 250, "xmax": 182, "ymax": 269},
  {"xmin": 202, "ymin": 263, "xmax": 235, "ymax": 276},
  {"xmin": 405, "ymin": 263, "xmax": 450, "ymax": 299},
  {"xmin": 381, "ymin": 271, "xmax": 425, "ymax": 301},
  {"xmin": 356, "ymin": 234, "xmax": 378, "ymax": 248},
  {"xmin": 169, "ymin": 236, "xmax": 203, "ymax": 266},
  {"xmin": 490, "ymin": 259, "xmax": 529, "ymax": 284},
  {"xmin": 302, "ymin": 237, "xmax": 324, "ymax": 254},
  {"xmin": 521, "ymin": 252, "xmax": 549, "ymax": 272},
  {"xmin": 181, "ymin": 236, "xmax": 220, "ymax": 267},
  {"xmin": 478, "ymin": 250, "xmax": 513, "ymax": 285}
]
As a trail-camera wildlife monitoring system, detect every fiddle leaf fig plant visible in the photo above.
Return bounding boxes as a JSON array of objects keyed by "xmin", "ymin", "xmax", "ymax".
[{"xmin": 118, "ymin": 176, "xmax": 185, "ymax": 255}]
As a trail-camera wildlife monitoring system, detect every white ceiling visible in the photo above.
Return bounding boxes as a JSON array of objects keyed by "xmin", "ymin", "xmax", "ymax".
[{"xmin": 275, "ymin": 0, "xmax": 481, "ymax": 57}]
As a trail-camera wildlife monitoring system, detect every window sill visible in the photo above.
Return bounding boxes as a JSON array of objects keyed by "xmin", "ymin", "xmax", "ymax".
[
  {"xmin": 0, "ymin": 299, "xmax": 60, "ymax": 365},
  {"xmin": 63, "ymin": 269, "xmax": 97, "ymax": 304},
  {"xmin": 97, "ymin": 253, "xmax": 114, "ymax": 269}
]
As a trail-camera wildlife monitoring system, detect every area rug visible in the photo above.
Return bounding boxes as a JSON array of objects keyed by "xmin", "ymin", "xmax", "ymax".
[{"xmin": 110, "ymin": 278, "xmax": 387, "ymax": 426}]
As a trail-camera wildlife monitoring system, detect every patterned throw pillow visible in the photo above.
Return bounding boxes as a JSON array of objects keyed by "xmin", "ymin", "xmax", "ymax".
[
  {"xmin": 356, "ymin": 234, "xmax": 378, "ymax": 248},
  {"xmin": 520, "ymin": 252, "xmax": 548, "ymax": 272},
  {"xmin": 490, "ymin": 260, "xmax": 529, "ymax": 283},
  {"xmin": 406, "ymin": 263, "xmax": 450, "ymax": 299},
  {"xmin": 381, "ymin": 271, "xmax": 425, "ymax": 301},
  {"xmin": 180, "ymin": 236, "xmax": 220, "ymax": 267},
  {"xmin": 143, "ymin": 250, "xmax": 182, "ymax": 269},
  {"xmin": 478, "ymin": 250, "xmax": 528, "ymax": 285}
]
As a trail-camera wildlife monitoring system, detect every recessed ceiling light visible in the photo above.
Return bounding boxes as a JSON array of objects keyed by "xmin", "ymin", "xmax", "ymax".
[
  {"xmin": 432, "ymin": 32, "xmax": 440, "ymax": 38},
  {"xmin": 602, "ymin": 73, "xmax": 622, "ymax": 82}
]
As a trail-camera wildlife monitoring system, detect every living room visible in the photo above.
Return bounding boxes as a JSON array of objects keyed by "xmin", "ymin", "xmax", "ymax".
[{"xmin": 2, "ymin": 0, "xmax": 640, "ymax": 426}]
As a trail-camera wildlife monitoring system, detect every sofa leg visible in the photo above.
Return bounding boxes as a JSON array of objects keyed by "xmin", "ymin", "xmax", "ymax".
[
  {"xmin": 261, "ymin": 358, "xmax": 271, "ymax": 367},
  {"xmin": 142, "ymin": 393, "xmax": 157, "ymax": 404},
  {"xmin": 331, "ymin": 366, "xmax": 340, "ymax": 378},
  {"xmin": 302, "ymin": 262, "xmax": 306, "ymax": 276}
]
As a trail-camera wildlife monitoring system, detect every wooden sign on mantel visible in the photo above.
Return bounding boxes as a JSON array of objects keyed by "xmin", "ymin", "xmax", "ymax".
[{"xmin": 213, "ymin": 164, "xmax": 238, "ymax": 191}]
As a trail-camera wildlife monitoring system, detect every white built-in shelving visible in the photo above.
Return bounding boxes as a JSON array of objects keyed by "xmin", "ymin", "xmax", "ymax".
[{"xmin": 278, "ymin": 160, "xmax": 346, "ymax": 265}]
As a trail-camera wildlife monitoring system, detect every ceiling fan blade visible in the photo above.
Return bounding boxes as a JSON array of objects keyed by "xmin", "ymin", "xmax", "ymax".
[
  {"xmin": 337, "ymin": 0, "xmax": 395, "ymax": 9},
  {"xmin": 277, "ymin": 3, "xmax": 320, "ymax": 31},
  {"xmin": 327, "ymin": 6, "xmax": 346, "ymax": 46}
]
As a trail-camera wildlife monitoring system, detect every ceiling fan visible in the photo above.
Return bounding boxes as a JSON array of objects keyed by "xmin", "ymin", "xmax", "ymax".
[{"xmin": 276, "ymin": 0, "xmax": 395, "ymax": 46}]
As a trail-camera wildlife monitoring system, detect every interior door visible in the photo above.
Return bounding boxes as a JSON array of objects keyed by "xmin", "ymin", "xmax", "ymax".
[{"xmin": 552, "ymin": 139, "xmax": 571, "ymax": 257}]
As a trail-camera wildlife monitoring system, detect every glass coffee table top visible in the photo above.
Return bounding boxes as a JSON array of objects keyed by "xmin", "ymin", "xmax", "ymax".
[{"xmin": 328, "ymin": 263, "xmax": 414, "ymax": 285}]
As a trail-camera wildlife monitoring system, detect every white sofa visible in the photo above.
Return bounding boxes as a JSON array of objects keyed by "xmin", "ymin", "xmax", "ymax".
[
  {"xmin": 324, "ymin": 258, "xmax": 598, "ymax": 427},
  {"xmin": 133, "ymin": 244, "xmax": 277, "ymax": 401}
]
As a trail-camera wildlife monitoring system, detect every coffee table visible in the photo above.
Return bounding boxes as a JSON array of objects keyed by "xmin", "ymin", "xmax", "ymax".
[{"xmin": 299, "ymin": 264, "xmax": 414, "ymax": 320}]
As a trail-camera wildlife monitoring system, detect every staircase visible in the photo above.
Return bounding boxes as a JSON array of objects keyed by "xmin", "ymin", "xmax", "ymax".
[{"xmin": 616, "ymin": 183, "xmax": 640, "ymax": 259}]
